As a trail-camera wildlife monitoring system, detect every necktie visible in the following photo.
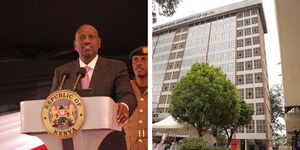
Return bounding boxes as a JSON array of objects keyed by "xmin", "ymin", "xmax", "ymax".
[{"xmin": 81, "ymin": 66, "xmax": 91, "ymax": 89}]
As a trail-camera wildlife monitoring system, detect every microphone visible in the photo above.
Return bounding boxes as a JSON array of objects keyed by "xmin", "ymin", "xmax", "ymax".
[
  {"xmin": 72, "ymin": 67, "xmax": 86, "ymax": 91},
  {"xmin": 58, "ymin": 70, "xmax": 71, "ymax": 90}
]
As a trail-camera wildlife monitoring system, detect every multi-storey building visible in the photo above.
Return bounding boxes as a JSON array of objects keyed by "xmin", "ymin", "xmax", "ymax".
[{"xmin": 152, "ymin": 0, "xmax": 271, "ymax": 149}]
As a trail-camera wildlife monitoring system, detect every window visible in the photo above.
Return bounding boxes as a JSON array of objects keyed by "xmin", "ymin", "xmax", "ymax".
[
  {"xmin": 244, "ymin": 19, "xmax": 251, "ymax": 26},
  {"xmin": 162, "ymin": 83, "xmax": 169, "ymax": 91},
  {"xmin": 172, "ymin": 71, "xmax": 180, "ymax": 79},
  {"xmin": 238, "ymin": 89, "xmax": 244, "ymax": 99},
  {"xmin": 176, "ymin": 28, "xmax": 182, "ymax": 33},
  {"xmin": 253, "ymin": 47, "xmax": 261, "ymax": 56},
  {"xmin": 159, "ymin": 95, "xmax": 167, "ymax": 104},
  {"xmin": 156, "ymin": 108, "xmax": 164, "ymax": 113},
  {"xmin": 237, "ymin": 30, "xmax": 243, "ymax": 37},
  {"xmin": 170, "ymin": 83, "xmax": 177, "ymax": 91},
  {"xmin": 245, "ymin": 38, "xmax": 252, "ymax": 46},
  {"xmin": 164, "ymin": 107, "xmax": 169, "ymax": 113},
  {"xmin": 236, "ymin": 126, "xmax": 245, "ymax": 133},
  {"xmin": 176, "ymin": 51, "xmax": 184, "ymax": 58},
  {"xmin": 237, "ymin": 12, "xmax": 243, "ymax": 18},
  {"xmin": 175, "ymin": 61, "xmax": 182, "ymax": 69},
  {"xmin": 245, "ymin": 61, "xmax": 253, "ymax": 70},
  {"xmin": 237, "ymin": 50, "xmax": 244, "ymax": 59},
  {"xmin": 252, "ymin": 26, "xmax": 259, "ymax": 34},
  {"xmin": 255, "ymin": 87, "xmax": 264, "ymax": 98},
  {"xmin": 174, "ymin": 35, "xmax": 180, "ymax": 42},
  {"xmin": 167, "ymin": 95, "xmax": 171, "ymax": 103},
  {"xmin": 236, "ymin": 62, "xmax": 244, "ymax": 71},
  {"xmin": 251, "ymin": 9, "xmax": 258, "ymax": 15},
  {"xmin": 246, "ymin": 88, "xmax": 254, "ymax": 99},
  {"xmin": 252, "ymin": 17, "xmax": 258, "ymax": 24},
  {"xmin": 169, "ymin": 53, "xmax": 176, "ymax": 60},
  {"xmin": 244, "ymin": 10, "xmax": 250, "ymax": 17},
  {"xmin": 237, "ymin": 20, "xmax": 243, "ymax": 27},
  {"xmin": 180, "ymin": 34, "xmax": 187, "ymax": 40},
  {"xmin": 245, "ymin": 49, "xmax": 252, "ymax": 57},
  {"xmin": 167, "ymin": 62, "xmax": 174, "ymax": 70},
  {"xmin": 246, "ymin": 120, "xmax": 255, "ymax": 133},
  {"xmin": 245, "ymin": 28, "xmax": 251, "ymax": 35},
  {"xmin": 245, "ymin": 74, "xmax": 253, "ymax": 84},
  {"xmin": 172, "ymin": 44, "xmax": 178, "ymax": 50},
  {"xmin": 256, "ymin": 120, "xmax": 265, "ymax": 133},
  {"xmin": 237, "ymin": 39, "xmax": 244, "ymax": 48},
  {"xmin": 236, "ymin": 75, "xmax": 244, "ymax": 85},
  {"xmin": 164, "ymin": 72, "xmax": 172, "ymax": 80},
  {"xmin": 179, "ymin": 42, "xmax": 186, "ymax": 49},
  {"xmin": 182, "ymin": 27, "xmax": 188, "ymax": 32},
  {"xmin": 255, "ymin": 72, "xmax": 263, "ymax": 83},
  {"xmin": 253, "ymin": 36, "xmax": 260, "ymax": 45},
  {"xmin": 254, "ymin": 59, "xmax": 262, "ymax": 69}
]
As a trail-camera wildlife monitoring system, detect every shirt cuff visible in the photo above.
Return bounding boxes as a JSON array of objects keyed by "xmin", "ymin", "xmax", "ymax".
[{"xmin": 120, "ymin": 102, "xmax": 129, "ymax": 111}]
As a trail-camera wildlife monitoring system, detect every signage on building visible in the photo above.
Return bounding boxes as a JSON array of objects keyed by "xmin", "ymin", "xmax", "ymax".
[{"xmin": 153, "ymin": 11, "xmax": 215, "ymax": 32}]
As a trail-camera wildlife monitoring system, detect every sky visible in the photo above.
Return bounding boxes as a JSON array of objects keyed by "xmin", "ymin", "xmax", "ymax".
[{"xmin": 154, "ymin": 0, "xmax": 282, "ymax": 88}]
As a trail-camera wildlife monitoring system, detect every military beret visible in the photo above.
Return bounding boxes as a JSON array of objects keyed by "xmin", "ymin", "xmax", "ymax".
[{"xmin": 129, "ymin": 46, "xmax": 148, "ymax": 60}]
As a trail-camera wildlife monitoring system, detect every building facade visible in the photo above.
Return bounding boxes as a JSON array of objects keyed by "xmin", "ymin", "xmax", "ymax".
[{"xmin": 152, "ymin": 0, "xmax": 271, "ymax": 149}]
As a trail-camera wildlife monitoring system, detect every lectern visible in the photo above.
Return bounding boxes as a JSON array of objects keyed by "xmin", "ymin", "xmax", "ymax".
[{"xmin": 20, "ymin": 96, "xmax": 123, "ymax": 150}]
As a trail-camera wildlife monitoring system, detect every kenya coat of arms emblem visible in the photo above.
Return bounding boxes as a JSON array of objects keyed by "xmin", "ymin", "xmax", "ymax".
[{"xmin": 41, "ymin": 90, "xmax": 85, "ymax": 139}]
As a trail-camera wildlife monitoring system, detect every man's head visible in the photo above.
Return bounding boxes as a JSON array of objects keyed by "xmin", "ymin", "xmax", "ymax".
[
  {"xmin": 74, "ymin": 24, "xmax": 101, "ymax": 64},
  {"xmin": 129, "ymin": 46, "xmax": 148, "ymax": 78}
]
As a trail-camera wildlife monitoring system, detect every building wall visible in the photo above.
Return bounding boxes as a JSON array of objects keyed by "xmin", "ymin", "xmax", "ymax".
[{"xmin": 152, "ymin": 0, "xmax": 271, "ymax": 143}]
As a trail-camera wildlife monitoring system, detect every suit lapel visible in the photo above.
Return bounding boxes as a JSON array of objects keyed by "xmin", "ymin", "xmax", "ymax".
[{"xmin": 89, "ymin": 56, "xmax": 107, "ymax": 90}]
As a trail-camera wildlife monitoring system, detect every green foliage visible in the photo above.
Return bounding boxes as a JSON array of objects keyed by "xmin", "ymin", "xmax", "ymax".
[
  {"xmin": 178, "ymin": 137, "xmax": 208, "ymax": 150},
  {"xmin": 269, "ymin": 84, "xmax": 286, "ymax": 147},
  {"xmin": 204, "ymin": 147, "xmax": 233, "ymax": 150},
  {"xmin": 178, "ymin": 137, "xmax": 233, "ymax": 150},
  {"xmin": 269, "ymin": 84, "xmax": 285, "ymax": 132},
  {"xmin": 216, "ymin": 135, "xmax": 227, "ymax": 146},
  {"xmin": 221, "ymin": 100, "xmax": 254, "ymax": 147},
  {"xmin": 152, "ymin": 0, "xmax": 181, "ymax": 23},
  {"xmin": 169, "ymin": 62, "xmax": 240, "ymax": 136}
]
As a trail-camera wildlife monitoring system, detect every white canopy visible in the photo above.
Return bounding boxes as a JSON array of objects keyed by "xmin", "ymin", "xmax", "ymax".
[
  {"xmin": 152, "ymin": 116, "xmax": 198, "ymax": 137},
  {"xmin": 152, "ymin": 116, "xmax": 183, "ymax": 129}
]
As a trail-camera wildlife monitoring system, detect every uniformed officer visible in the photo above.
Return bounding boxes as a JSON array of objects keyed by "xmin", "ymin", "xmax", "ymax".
[{"xmin": 124, "ymin": 46, "xmax": 148, "ymax": 150}]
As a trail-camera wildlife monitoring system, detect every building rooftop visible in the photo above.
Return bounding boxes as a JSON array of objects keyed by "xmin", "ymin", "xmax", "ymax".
[{"xmin": 153, "ymin": 0, "xmax": 267, "ymax": 34}]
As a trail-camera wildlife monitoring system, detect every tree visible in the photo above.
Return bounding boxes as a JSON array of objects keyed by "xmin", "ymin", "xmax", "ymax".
[
  {"xmin": 220, "ymin": 100, "xmax": 254, "ymax": 147},
  {"xmin": 169, "ymin": 62, "xmax": 240, "ymax": 137},
  {"xmin": 269, "ymin": 84, "xmax": 286, "ymax": 148},
  {"xmin": 152, "ymin": 0, "xmax": 181, "ymax": 23}
]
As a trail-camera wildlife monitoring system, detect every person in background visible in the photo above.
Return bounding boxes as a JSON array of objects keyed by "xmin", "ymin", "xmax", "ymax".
[{"xmin": 124, "ymin": 46, "xmax": 148, "ymax": 150}]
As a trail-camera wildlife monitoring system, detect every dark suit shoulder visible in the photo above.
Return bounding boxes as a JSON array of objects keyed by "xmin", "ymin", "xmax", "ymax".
[
  {"xmin": 100, "ymin": 57, "xmax": 127, "ymax": 67},
  {"xmin": 56, "ymin": 59, "xmax": 78, "ymax": 71},
  {"xmin": 101, "ymin": 57, "xmax": 125, "ymax": 64}
]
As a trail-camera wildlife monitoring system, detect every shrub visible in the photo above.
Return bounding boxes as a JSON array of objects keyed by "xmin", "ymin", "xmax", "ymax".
[
  {"xmin": 216, "ymin": 135, "xmax": 227, "ymax": 146},
  {"xmin": 204, "ymin": 146, "xmax": 232, "ymax": 150},
  {"xmin": 178, "ymin": 137, "xmax": 208, "ymax": 150}
]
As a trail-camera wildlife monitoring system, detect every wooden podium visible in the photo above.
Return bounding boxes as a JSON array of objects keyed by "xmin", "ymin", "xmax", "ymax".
[{"xmin": 20, "ymin": 96, "xmax": 123, "ymax": 150}]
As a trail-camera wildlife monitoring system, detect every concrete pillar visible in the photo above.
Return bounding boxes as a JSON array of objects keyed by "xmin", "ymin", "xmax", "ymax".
[{"xmin": 245, "ymin": 139, "xmax": 248, "ymax": 150}]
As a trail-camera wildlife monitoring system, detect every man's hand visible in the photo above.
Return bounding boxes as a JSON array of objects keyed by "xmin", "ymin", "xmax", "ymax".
[{"xmin": 117, "ymin": 103, "xmax": 129, "ymax": 125}]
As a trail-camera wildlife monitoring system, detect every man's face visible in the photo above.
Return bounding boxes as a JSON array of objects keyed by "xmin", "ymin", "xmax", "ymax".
[
  {"xmin": 74, "ymin": 25, "xmax": 101, "ymax": 60},
  {"xmin": 132, "ymin": 55, "xmax": 148, "ymax": 78}
]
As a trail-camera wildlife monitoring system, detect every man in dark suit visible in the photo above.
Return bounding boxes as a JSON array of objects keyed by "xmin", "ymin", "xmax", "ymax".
[{"xmin": 51, "ymin": 24, "xmax": 137, "ymax": 150}]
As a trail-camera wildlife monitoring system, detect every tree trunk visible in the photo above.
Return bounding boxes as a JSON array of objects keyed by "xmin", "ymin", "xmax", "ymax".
[
  {"xmin": 197, "ymin": 128, "xmax": 205, "ymax": 137},
  {"xmin": 226, "ymin": 129, "xmax": 234, "ymax": 148}
]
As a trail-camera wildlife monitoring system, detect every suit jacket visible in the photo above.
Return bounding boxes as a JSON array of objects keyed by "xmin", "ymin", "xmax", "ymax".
[{"xmin": 51, "ymin": 56, "xmax": 137, "ymax": 115}]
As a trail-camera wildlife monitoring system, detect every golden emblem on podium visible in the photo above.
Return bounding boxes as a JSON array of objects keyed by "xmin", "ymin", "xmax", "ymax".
[{"xmin": 41, "ymin": 90, "xmax": 86, "ymax": 139}]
